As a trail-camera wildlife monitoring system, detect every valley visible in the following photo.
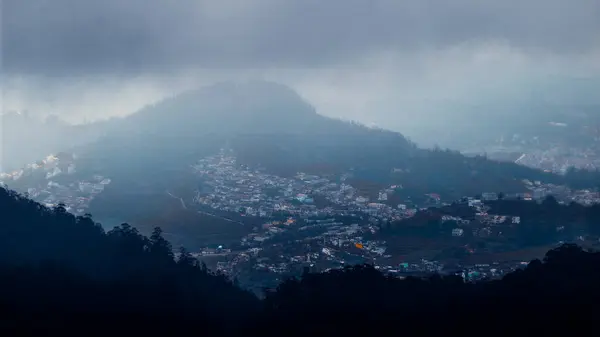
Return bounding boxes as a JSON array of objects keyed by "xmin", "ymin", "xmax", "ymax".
[
  {"xmin": 4, "ymin": 144, "xmax": 600, "ymax": 292},
  {"xmin": 3, "ymin": 81, "xmax": 600, "ymax": 292}
]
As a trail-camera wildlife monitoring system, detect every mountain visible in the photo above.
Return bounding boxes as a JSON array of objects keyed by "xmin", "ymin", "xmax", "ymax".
[
  {"xmin": 79, "ymin": 81, "xmax": 415, "ymax": 224},
  {"xmin": 5, "ymin": 81, "xmax": 600, "ymax": 249},
  {"xmin": 80, "ymin": 80, "xmax": 412, "ymax": 169},
  {"xmin": 86, "ymin": 79, "xmax": 597, "ymax": 180}
]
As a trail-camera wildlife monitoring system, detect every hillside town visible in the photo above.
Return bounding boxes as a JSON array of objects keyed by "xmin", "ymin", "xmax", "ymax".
[
  {"xmin": 512, "ymin": 146, "xmax": 600, "ymax": 174},
  {"xmin": 200, "ymin": 212, "xmax": 542, "ymax": 293},
  {"xmin": 186, "ymin": 149, "xmax": 600, "ymax": 291},
  {"xmin": 2, "ymin": 148, "xmax": 600, "ymax": 292},
  {"xmin": 465, "ymin": 130, "xmax": 600, "ymax": 174},
  {"xmin": 191, "ymin": 149, "xmax": 414, "ymax": 221}
]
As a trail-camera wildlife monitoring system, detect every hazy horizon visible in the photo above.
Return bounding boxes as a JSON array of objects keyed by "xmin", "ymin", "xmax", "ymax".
[{"xmin": 2, "ymin": 0, "xmax": 600, "ymax": 164}]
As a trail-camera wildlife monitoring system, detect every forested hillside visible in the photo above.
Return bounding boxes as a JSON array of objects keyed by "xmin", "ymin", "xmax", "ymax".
[
  {"xmin": 1, "ymin": 187, "xmax": 600, "ymax": 335},
  {"xmin": 0, "ymin": 187, "xmax": 259, "ymax": 335}
]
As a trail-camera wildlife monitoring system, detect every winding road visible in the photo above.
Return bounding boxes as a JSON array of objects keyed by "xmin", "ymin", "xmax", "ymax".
[{"xmin": 166, "ymin": 190, "xmax": 244, "ymax": 225}]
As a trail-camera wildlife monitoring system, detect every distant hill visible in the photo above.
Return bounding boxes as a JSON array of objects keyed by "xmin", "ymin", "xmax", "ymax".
[
  {"xmin": 78, "ymin": 81, "xmax": 414, "ymax": 229},
  {"xmin": 80, "ymin": 80, "xmax": 412, "ymax": 167},
  {"xmin": 7, "ymin": 81, "xmax": 600, "ymax": 243}
]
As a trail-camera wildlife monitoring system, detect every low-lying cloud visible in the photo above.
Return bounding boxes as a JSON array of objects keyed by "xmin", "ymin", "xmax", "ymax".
[{"xmin": 1, "ymin": 0, "xmax": 599, "ymax": 123}]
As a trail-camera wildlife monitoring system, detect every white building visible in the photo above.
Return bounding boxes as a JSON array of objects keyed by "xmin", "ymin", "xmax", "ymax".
[
  {"xmin": 481, "ymin": 192, "xmax": 498, "ymax": 201},
  {"xmin": 452, "ymin": 228, "xmax": 464, "ymax": 237}
]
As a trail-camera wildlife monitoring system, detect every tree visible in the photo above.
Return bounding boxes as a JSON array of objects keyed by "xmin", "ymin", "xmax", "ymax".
[
  {"xmin": 177, "ymin": 247, "xmax": 197, "ymax": 268},
  {"xmin": 542, "ymin": 195, "xmax": 559, "ymax": 207},
  {"xmin": 53, "ymin": 203, "xmax": 68, "ymax": 214},
  {"xmin": 149, "ymin": 227, "xmax": 174, "ymax": 263}
]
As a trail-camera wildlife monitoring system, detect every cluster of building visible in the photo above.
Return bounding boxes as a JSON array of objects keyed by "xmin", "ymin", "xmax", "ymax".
[
  {"xmin": 194, "ymin": 167, "xmax": 600, "ymax": 291},
  {"xmin": 195, "ymin": 192, "xmax": 536, "ymax": 291},
  {"xmin": 3, "ymin": 148, "xmax": 599, "ymax": 292},
  {"xmin": 191, "ymin": 149, "xmax": 416, "ymax": 222},
  {"xmin": 463, "ymin": 180, "xmax": 600, "ymax": 206},
  {"xmin": 0, "ymin": 153, "xmax": 111, "ymax": 215},
  {"xmin": 479, "ymin": 131, "xmax": 600, "ymax": 174},
  {"xmin": 514, "ymin": 147, "xmax": 600, "ymax": 174},
  {"xmin": 519, "ymin": 179, "xmax": 600, "ymax": 205},
  {"xmin": 207, "ymin": 211, "xmax": 535, "ymax": 291}
]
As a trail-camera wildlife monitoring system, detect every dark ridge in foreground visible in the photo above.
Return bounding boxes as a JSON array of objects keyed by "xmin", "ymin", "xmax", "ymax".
[{"xmin": 1, "ymin": 187, "xmax": 600, "ymax": 336}]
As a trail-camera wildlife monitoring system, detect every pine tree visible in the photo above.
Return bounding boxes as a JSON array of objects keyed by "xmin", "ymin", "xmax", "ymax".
[
  {"xmin": 149, "ymin": 227, "xmax": 174, "ymax": 265},
  {"xmin": 177, "ymin": 247, "xmax": 196, "ymax": 268}
]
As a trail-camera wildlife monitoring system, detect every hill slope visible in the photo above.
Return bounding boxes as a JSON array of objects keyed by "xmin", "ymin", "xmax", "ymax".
[
  {"xmin": 5, "ymin": 81, "xmax": 599, "ymax": 247},
  {"xmin": 84, "ymin": 80, "xmax": 597, "ymax": 199},
  {"xmin": 0, "ymin": 186, "xmax": 259, "ymax": 334}
]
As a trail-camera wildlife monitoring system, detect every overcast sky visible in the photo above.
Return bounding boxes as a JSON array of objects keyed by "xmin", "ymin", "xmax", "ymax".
[{"xmin": 2, "ymin": 0, "xmax": 600, "ymax": 124}]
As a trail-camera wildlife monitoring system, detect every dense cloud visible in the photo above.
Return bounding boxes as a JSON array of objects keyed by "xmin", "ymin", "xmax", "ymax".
[
  {"xmin": 2, "ymin": 0, "xmax": 599, "ymax": 76},
  {"xmin": 1, "ymin": 0, "xmax": 599, "ymax": 142}
]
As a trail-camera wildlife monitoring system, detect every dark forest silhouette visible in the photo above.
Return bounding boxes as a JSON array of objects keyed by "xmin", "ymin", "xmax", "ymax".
[{"xmin": 1, "ymin": 187, "xmax": 599, "ymax": 336}]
